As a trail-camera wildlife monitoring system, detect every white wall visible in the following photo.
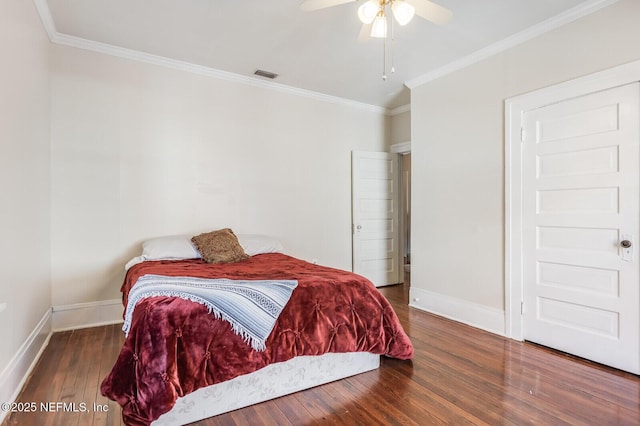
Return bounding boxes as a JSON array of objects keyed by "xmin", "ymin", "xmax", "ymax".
[
  {"xmin": 390, "ymin": 109, "xmax": 411, "ymax": 146},
  {"xmin": 50, "ymin": 44, "xmax": 389, "ymax": 308},
  {"xmin": 0, "ymin": 0, "xmax": 52, "ymax": 406},
  {"xmin": 410, "ymin": 0, "xmax": 640, "ymax": 332}
]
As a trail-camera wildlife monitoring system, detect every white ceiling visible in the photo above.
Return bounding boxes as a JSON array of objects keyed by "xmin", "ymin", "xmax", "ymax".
[{"xmin": 43, "ymin": 0, "xmax": 605, "ymax": 110}]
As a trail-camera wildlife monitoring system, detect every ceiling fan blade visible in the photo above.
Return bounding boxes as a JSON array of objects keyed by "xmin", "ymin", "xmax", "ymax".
[
  {"xmin": 407, "ymin": 0, "xmax": 453, "ymax": 25},
  {"xmin": 357, "ymin": 23, "xmax": 372, "ymax": 43},
  {"xmin": 300, "ymin": 0, "xmax": 357, "ymax": 12}
]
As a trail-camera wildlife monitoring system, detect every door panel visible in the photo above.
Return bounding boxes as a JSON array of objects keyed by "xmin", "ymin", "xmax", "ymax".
[
  {"xmin": 352, "ymin": 151, "xmax": 399, "ymax": 287},
  {"xmin": 523, "ymin": 83, "xmax": 640, "ymax": 374}
]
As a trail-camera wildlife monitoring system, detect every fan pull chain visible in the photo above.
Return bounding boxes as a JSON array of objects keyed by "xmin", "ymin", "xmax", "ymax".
[
  {"xmin": 381, "ymin": 9, "xmax": 396, "ymax": 80},
  {"xmin": 382, "ymin": 25, "xmax": 387, "ymax": 80},
  {"xmin": 390, "ymin": 11, "xmax": 395, "ymax": 74}
]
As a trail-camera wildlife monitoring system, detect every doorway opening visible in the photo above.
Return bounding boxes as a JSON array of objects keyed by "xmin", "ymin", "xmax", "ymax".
[
  {"xmin": 400, "ymin": 153, "xmax": 411, "ymax": 276},
  {"xmin": 391, "ymin": 141, "xmax": 412, "ymax": 288}
]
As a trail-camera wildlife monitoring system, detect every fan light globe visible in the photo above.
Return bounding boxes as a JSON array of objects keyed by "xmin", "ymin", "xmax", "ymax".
[
  {"xmin": 391, "ymin": 0, "xmax": 415, "ymax": 26},
  {"xmin": 358, "ymin": 0, "xmax": 379, "ymax": 24},
  {"xmin": 370, "ymin": 13, "xmax": 387, "ymax": 38}
]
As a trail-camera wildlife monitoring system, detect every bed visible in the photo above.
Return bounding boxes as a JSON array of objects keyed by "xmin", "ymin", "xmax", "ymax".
[{"xmin": 100, "ymin": 233, "xmax": 413, "ymax": 425}]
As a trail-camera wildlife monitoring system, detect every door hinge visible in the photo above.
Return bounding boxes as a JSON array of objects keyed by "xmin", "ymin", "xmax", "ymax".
[
  {"xmin": 520, "ymin": 301, "xmax": 524, "ymax": 315},
  {"xmin": 520, "ymin": 128, "xmax": 525, "ymax": 142}
]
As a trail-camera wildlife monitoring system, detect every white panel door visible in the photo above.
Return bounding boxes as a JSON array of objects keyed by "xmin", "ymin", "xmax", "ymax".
[
  {"xmin": 523, "ymin": 83, "xmax": 640, "ymax": 374},
  {"xmin": 352, "ymin": 151, "xmax": 400, "ymax": 287}
]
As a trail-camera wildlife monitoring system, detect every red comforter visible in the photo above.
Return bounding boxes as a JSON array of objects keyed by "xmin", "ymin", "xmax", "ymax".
[{"xmin": 101, "ymin": 253, "xmax": 413, "ymax": 425}]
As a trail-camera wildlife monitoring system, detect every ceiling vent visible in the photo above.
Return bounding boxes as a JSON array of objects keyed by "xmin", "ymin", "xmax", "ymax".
[{"xmin": 254, "ymin": 69, "xmax": 279, "ymax": 79}]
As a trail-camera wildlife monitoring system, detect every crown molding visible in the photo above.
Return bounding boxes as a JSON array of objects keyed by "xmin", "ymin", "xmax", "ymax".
[
  {"xmin": 52, "ymin": 34, "xmax": 389, "ymax": 115},
  {"xmin": 389, "ymin": 104, "xmax": 411, "ymax": 116},
  {"xmin": 405, "ymin": 0, "xmax": 621, "ymax": 90},
  {"xmin": 33, "ymin": 1, "xmax": 389, "ymax": 116},
  {"xmin": 33, "ymin": 0, "xmax": 56, "ymax": 40}
]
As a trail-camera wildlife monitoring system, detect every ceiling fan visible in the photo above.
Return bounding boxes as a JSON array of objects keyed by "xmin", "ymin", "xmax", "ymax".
[
  {"xmin": 301, "ymin": 0, "xmax": 452, "ymax": 80},
  {"xmin": 300, "ymin": 0, "xmax": 452, "ymax": 39}
]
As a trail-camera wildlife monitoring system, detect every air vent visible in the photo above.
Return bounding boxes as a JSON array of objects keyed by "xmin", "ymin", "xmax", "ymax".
[{"xmin": 254, "ymin": 69, "xmax": 279, "ymax": 79}]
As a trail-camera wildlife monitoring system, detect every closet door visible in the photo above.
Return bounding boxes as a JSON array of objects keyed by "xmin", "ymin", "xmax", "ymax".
[{"xmin": 522, "ymin": 83, "xmax": 640, "ymax": 374}]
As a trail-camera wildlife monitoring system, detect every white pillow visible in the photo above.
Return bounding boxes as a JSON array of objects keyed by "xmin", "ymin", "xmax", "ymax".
[
  {"xmin": 237, "ymin": 234, "xmax": 285, "ymax": 256},
  {"xmin": 125, "ymin": 235, "xmax": 202, "ymax": 270},
  {"xmin": 125, "ymin": 256, "xmax": 145, "ymax": 270},
  {"xmin": 141, "ymin": 235, "xmax": 202, "ymax": 260}
]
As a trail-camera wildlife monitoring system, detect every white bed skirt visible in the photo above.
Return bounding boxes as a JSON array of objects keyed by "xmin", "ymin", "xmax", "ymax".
[{"xmin": 153, "ymin": 352, "xmax": 380, "ymax": 425}]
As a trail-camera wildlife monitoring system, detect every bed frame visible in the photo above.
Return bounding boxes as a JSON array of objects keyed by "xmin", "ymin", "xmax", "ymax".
[{"xmin": 153, "ymin": 352, "xmax": 380, "ymax": 425}]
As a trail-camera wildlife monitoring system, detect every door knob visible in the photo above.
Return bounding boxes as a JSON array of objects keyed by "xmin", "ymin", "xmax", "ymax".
[{"xmin": 620, "ymin": 235, "xmax": 634, "ymax": 261}]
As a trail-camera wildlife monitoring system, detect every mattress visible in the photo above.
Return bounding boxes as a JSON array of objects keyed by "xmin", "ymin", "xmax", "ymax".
[{"xmin": 101, "ymin": 253, "xmax": 413, "ymax": 425}]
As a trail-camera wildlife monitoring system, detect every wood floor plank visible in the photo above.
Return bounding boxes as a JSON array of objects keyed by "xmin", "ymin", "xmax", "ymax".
[
  {"xmin": 81, "ymin": 326, "xmax": 105, "ymax": 426},
  {"xmin": 4, "ymin": 275, "xmax": 640, "ymax": 426},
  {"xmin": 307, "ymin": 385, "xmax": 363, "ymax": 425},
  {"xmin": 263, "ymin": 393, "xmax": 315, "ymax": 425},
  {"xmin": 4, "ymin": 331, "xmax": 74, "ymax": 426},
  {"xmin": 290, "ymin": 386, "xmax": 334, "ymax": 422}
]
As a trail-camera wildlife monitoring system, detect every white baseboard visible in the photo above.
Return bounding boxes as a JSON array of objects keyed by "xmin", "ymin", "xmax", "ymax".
[
  {"xmin": 409, "ymin": 287, "xmax": 506, "ymax": 336},
  {"xmin": 52, "ymin": 299, "xmax": 123, "ymax": 331},
  {"xmin": 0, "ymin": 309, "xmax": 52, "ymax": 425}
]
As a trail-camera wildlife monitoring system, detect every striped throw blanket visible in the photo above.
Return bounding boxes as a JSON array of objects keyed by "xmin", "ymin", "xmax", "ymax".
[{"xmin": 123, "ymin": 274, "xmax": 298, "ymax": 351}]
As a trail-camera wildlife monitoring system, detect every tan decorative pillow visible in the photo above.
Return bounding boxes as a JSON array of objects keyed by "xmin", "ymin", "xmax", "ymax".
[{"xmin": 191, "ymin": 228, "xmax": 249, "ymax": 264}]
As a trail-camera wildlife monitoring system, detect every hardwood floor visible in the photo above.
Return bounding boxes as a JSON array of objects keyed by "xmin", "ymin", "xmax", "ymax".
[{"xmin": 4, "ymin": 276, "xmax": 640, "ymax": 425}]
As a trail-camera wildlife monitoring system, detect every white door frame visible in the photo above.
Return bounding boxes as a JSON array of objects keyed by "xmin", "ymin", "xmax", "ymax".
[{"xmin": 505, "ymin": 59, "xmax": 640, "ymax": 341}]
